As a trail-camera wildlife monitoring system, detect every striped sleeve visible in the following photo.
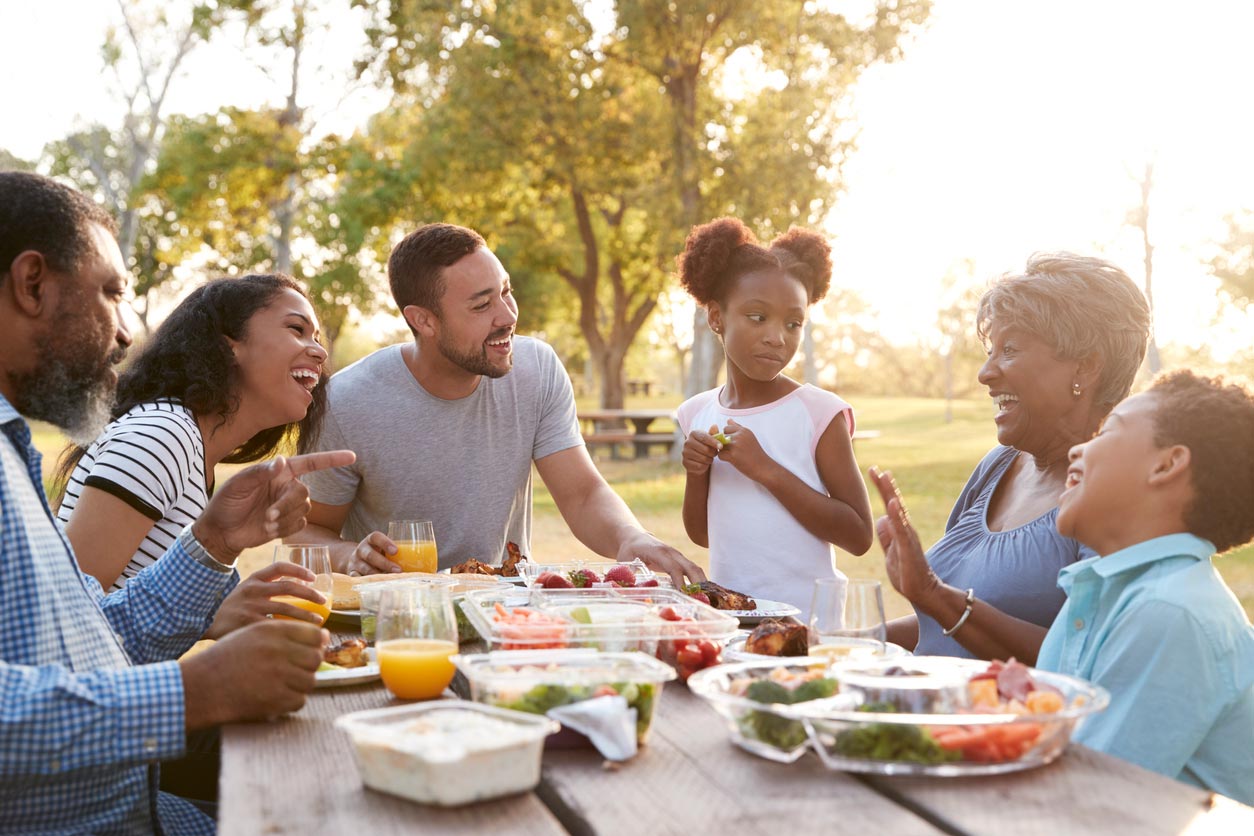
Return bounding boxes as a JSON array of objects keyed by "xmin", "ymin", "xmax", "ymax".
[{"xmin": 71, "ymin": 406, "xmax": 202, "ymax": 521}]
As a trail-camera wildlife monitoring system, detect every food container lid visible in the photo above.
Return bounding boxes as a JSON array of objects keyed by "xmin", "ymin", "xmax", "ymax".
[
  {"xmin": 453, "ymin": 648, "xmax": 678, "ymax": 688},
  {"xmin": 335, "ymin": 699, "xmax": 558, "ymax": 751},
  {"xmin": 461, "ymin": 585, "xmax": 739, "ymax": 646},
  {"xmin": 517, "ymin": 558, "xmax": 669, "ymax": 588}
]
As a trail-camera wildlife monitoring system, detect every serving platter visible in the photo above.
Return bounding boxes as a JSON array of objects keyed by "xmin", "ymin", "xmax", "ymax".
[{"xmin": 723, "ymin": 599, "xmax": 801, "ymax": 624}]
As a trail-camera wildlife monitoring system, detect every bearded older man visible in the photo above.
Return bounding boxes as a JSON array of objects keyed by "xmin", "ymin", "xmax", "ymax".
[{"xmin": 0, "ymin": 171, "xmax": 354, "ymax": 835}]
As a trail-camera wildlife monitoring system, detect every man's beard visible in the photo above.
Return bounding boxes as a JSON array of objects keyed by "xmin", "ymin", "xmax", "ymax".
[
  {"xmin": 436, "ymin": 329, "xmax": 512, "ymax": 379},
  {"xmin": 13, "ymin": 330, "xmax": 123, "ymax": 446}
]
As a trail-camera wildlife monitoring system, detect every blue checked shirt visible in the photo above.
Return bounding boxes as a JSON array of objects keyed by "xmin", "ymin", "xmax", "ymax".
[{"xmin": 1, "ymin": 394, "xmax": 237, "ymax": 835}]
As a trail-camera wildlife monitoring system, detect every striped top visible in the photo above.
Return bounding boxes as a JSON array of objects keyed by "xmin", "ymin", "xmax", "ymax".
[{"xmin": 57, "ymin": 400, "xmax": 209, "ymax": 591}]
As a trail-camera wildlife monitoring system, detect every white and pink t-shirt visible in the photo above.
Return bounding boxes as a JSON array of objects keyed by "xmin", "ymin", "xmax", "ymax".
[{"xmin": 676, "ymin": 384, "xmax": 854, "ymax": 617}]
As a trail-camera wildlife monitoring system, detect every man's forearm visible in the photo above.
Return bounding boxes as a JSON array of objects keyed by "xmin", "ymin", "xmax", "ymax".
[
  {"xmin": 560, "ymin": 483, "xmax": 647, "ymax": 558},
  {"xmin": 292, "ymin": 523, "xmax": 358, "ymax": 573}
]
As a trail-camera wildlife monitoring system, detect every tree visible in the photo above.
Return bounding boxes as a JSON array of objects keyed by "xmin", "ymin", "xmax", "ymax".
[
  {"xmin": 1210, "ymin": 210, "xmax": 1254, "ymax": 307},
  {"xmin": 41, "ymin": 0, "xmax": 236, "ymax": 328},
  {"xmin": 0, "ymin": 149, "xmax": 34, "ymax": 172},
  {"xmin": 1126, "ymin": 158, "xmax": 1162, "ymax": 374},
  {"xmin": 355, "ymin": 0, "xmax": 930, "ymax": 407}
]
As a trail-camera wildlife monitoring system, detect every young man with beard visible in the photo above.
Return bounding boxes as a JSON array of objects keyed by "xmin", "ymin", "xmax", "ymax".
[
  {"xmin": 0, "ymin": 171, "xmax": 354, "ymax": 834},
  {"xmin": 297, "ymin": 223, "xmax": 705, "ymax": 586}
]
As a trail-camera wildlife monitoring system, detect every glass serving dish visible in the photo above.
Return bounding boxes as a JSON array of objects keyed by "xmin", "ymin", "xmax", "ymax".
[
  {"xmin": 453, "ymin": 649, "xmax": 677, "ymax": 744},
  {"xmin": 460, "ymin": 586, "xmax": 738, "ymax": 680},
  {"xmin": 516, "ymin": 557, "xmax": 667, "ymax": 589},
  {"xmin": 687, "ymin": 656, "xmax": 1110, "ymax": 776},
  {"xmin": 723, "ymin": 635, "xmax": 910, "ymax": 665}
]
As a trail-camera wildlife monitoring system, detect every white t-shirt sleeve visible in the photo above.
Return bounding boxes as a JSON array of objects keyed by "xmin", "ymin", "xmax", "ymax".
[
  {"xmin": 80, "ymin": 412, "xmax": 199, "ymax": 521},
  {"xmin": 796, "ymin": 386, "xmax": 854, "ymax": 456}
]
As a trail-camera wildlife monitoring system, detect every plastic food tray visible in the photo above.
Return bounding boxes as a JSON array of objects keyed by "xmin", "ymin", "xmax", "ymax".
[{"xmin": 516, "ymin": 558, "xmax": 666, "ymax": 588}]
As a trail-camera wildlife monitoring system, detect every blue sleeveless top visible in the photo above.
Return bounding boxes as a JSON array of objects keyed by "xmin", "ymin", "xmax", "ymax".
[{"xmin": 915, "ymin": 445, "xmax": 1095, "ymax": 658}]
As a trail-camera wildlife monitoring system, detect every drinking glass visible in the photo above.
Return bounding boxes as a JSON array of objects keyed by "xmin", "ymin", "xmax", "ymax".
[
  {"xmin": 387, "ymin": 520, "xmax": 439, "ymax": 573},
  {"xmin": 809, "ymin": 577, "xmax": 887, "ymax": 663},
  {"xmin": 271, "ymin": 544, "xmax": 333, "ymax": 625},
  {"xmin": 375, "ymin": 584, "xmax": 459, "ymax": 700}
]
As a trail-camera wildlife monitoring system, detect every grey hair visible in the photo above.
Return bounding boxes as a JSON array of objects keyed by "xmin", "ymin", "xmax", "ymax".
[{"xmin": 976, "ymin": 252, "xmax": 1151, "ymax": 411}]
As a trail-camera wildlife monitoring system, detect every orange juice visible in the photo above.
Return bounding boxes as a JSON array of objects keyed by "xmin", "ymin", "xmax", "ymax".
[
  {"xmin": 271, "ymin": 594, "xmax": 330, "ymax": 625},
  {"xmin": 377, "ymin": 638, "xmax": 457, "ymax": 699},
  {"xmin": 390, "ymin": 540, "xmax": 438, "ymax": 573}
]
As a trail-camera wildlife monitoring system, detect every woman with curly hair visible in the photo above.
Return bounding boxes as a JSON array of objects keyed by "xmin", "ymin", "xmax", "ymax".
[
  {"xmin": 55, "ymin": 274, "xmax": 329, "ymax": 596},
  {"xmin": 675, "ymin": 218, "xmax": 874, "ymax": 616}
]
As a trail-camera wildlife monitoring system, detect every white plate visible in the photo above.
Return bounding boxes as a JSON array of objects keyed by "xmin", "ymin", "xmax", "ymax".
[
  {"xmin": 315, "ymin": 661, "xmax": 380, "ymax": 688},
  {"xmin": 724, "ymin": 635, "xmax": 908, "ymax": 663},
  {"xmin": 722, "ymin": 599, "xmax": 802, "ymax": 624}
]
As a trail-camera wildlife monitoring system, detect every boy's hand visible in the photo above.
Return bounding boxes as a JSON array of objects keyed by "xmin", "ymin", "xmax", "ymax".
[
  {"xmin": 715, "ymin": 420, "xmax": 771, "ymax": 482},
  {"xmin": 682, "ymin": 425, "xmax": 722, "ymax": 476},
  {"xmin": 869, "ymin": 466, "xmax": 941, "ymax": 606}
]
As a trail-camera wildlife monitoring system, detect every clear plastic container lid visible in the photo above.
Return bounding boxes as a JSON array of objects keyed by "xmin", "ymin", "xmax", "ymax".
[
  {"xmin": 460, "ymin": 585, "xmax": 739, "ymax": 650},
  {"xmin": 516, "ymin": 558, "xmax": 670, "ymax": 589},
  {"xmin": 335, "ymin": 700, "xmax": 558, "ymax": 749},
  {"xmin": 453, "ymin": 648, "xmax": 678, "ymax": 689}
]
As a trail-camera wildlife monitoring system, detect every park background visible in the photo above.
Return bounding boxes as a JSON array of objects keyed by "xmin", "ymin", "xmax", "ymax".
[{"xmin": 5, "ymin": 0, "xmax": 1254, "ymax": 618}]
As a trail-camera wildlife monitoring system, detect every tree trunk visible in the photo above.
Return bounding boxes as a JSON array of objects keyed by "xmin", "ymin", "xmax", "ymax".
[
  {"xmin": 1136, "ymin": 160, "xmax": 1162, "ymax": 374},
  {"xmin": 803, "ymin": 320, "xmax": 817, "ymax": 384}
]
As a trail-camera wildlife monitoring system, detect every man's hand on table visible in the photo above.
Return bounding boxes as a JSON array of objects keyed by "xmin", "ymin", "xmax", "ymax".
[
  {"xmin": 343, "ymin": 531, "xmax": 403, "ymax": 577},
  {"xmin": 191, "ymin": 450, "xmax": 356, "ymax": 564},
  {"xmin": 204, "ymin": 561, "xmax": 326, "ymax": 640},
  {"xmin": 181, "ymin": 619, "xmax": 328, "ymax": 729},
  {"xmin": 617, "ymin": 531, "xmax": 706, "ymax": 588}
]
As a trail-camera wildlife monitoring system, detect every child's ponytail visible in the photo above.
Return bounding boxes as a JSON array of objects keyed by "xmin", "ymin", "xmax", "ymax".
[{"xmin": 769, "ymin": 228, "xmax": 833, "ymax": 304}]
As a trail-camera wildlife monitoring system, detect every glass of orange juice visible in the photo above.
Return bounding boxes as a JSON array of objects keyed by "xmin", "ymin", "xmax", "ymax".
[
  {"xmin": 387, "ymin": 520, "xmax": 439, "ymax": 573},
  {"xmin": 376, "ymin": 584, "xmax": 458, "ymax": 700},
  {"xmin": 270, "ymin": 544, "xmax": 333, "ymax": 625}
]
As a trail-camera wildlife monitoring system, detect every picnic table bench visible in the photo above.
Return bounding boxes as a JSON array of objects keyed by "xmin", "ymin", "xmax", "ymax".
[
  {"xmin": 579, "ymin": 409, "xmax": 678, "ymax": 460},
  {"xmin": 219, "ymin": 626, "xmax": 1254, "ymax": 834}
]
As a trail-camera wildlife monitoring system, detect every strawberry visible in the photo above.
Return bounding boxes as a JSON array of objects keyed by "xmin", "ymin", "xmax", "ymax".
[
  {"xmin": 683, "ymin": 584, "xmax": 712, "ymax": 606},
  {"xmin": 638, "ymin": 578, "xmax": 660, "ymax": 588},
  {"xmin": 536, "ymin": 571, "xmax": 574, "ymax": 589},
  {"xmin": 657, "ymin": 606, "xmax": 682, "ymax": 622},
  {"xmin": 603, "ymin": 564, "xmax": 636, "ymax": 587},
  {"xmin": 567, "ymin": 568, "xmax": 601, "ymax": 588}
]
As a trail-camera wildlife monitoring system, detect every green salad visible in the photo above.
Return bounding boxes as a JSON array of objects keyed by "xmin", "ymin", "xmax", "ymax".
[
  {"xmin": 491, "ymin": 681, "xmax": 657, "ymax": 742},
  {"xmin": 740, "ymin": 676, "xmax": 838, "ymax": 751}
]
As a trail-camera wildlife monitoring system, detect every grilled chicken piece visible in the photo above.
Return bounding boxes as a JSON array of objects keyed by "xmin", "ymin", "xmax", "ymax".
[
  {"xmin": 744, "ymin": 618, "xmax": 809, "ymax": 657},
  {"xmin": 449, "ymin": 558, "xmax": 498, "ymax": 576},
  {"xmin": 695, "ymin": 580, "xmax": 756, "ymax": 611},
  {"xmin": 324, "ymin": 638, "xmax": 368, "ymax": 668},
  {"xmin": 502, "ymin": 542, "xmax": 526, "ymax": 577}
]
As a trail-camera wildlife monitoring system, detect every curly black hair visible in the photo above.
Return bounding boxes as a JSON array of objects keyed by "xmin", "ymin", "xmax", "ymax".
[
  {"xmin": 388, "ymin": 223, "xmax": 486, "ymax": 319},
  {"xmin": 54, "ymin": 274, "xmax": 328, "ymax": 498},
  {"xmin": 1148, "ymin": 370, "xmax": 1254, "ymax": 554},
  {"xmin": 0, "ymin": 171, "xmax": 116, "ymax": 278},
  {"xmin": 677, "ymin": 217, "xmax": 832, "ymax": 306}
]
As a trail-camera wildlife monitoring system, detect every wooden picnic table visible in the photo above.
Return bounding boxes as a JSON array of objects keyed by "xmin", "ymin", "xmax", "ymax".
[
  {"xmin": 578, "ymin": 409, "xmax": 678, "ymax": 460},
  {"xmin": 219, "ymin": 629, "xmax": 1254, "ymax": 835}
]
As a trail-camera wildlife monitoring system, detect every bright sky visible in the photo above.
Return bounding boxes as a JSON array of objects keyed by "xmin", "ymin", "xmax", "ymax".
[{"xmin": 2, "ymin": 0, "xmax": 1252, "ymax": 353}]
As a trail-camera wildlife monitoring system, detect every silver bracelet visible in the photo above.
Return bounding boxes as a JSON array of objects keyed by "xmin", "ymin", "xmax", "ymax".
[
  {"xmin": 177, "ymin": 526, "xmax": 233, "ymax": 574},
  {"xmin": 941, "ymin": 588, "xmax": 975, "ymax": 637}
]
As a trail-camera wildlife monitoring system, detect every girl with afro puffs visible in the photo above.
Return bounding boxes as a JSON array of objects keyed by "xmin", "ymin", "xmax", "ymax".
[{"xmin": 675, "ymin": 218, "xmax": 874, "ymax": 618}]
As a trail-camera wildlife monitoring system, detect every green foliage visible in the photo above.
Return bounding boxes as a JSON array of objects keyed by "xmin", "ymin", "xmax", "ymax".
[
  {"xmin": 1211, "ymin": 211, "xmax": 1254, "ymax": 306},
  {"xmin": 0, "ymin": 148, "xmax": 35, "ymax": 172}
]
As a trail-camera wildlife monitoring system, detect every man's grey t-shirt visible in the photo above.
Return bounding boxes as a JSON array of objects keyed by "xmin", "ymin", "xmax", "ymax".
[{"xmin": 301, "ymin": 337, "xmax": 584, "ymax": 568}]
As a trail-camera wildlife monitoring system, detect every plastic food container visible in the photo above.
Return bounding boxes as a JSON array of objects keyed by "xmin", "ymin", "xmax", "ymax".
[
  {"xmin": 335, "ymin": 701, "xmax": 557, "ymax": 806},
  {"xmin": 453, "ymin": 649, "xmax": 677, "ymax": 744},
  {"xmin": 517, "ymin": 558, "xmax": 667, "ymax": 589},
  {"xmin": 357, "ymin": 576, "xmax": 459, "ymax": 642},
  {"xmin": 724, "ymin": 635, "xmax": 910, "ymax": 665},
  {"xmin": 688, "ymin": 657, "xmax": 1109, "ymax": 776},
  {"xmin": 460, "ymin": 586, "xmax": 738, "ymax": 679}
]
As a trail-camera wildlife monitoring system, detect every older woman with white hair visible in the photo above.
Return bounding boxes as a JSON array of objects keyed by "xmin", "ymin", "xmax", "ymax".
[{"xmin": 870, "ymin": 253, "xmax": 1152, "ymax": 662}]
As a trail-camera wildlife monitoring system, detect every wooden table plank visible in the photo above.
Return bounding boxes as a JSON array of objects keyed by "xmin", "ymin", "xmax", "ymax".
[
  {"xmin": 218, "ymin": 684, "xmax": 566, "ymax": 836},
  {"xmin": 860, "ymin": 744, "xmax": 1254, "ymax": 836},
  {"xmin": 537, "ymin": 685, "xmax": 946, "ymax": 835}
]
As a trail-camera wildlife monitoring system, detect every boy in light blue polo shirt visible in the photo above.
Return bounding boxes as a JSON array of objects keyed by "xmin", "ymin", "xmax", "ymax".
[{"xmin": 1040, "ymin": 370, "xmax": 1254, "ymax": 804}]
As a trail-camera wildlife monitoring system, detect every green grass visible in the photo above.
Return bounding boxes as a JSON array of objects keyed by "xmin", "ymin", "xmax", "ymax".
[{"xmin": 29, "ymin": 396, "xmax": 1254, "ymax": 622}]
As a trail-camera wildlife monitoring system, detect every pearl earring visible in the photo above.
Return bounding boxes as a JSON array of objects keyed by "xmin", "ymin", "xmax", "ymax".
[{"xmin": 1072, "ymin": 382, "xmax": 1082, "ymax": 397}]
